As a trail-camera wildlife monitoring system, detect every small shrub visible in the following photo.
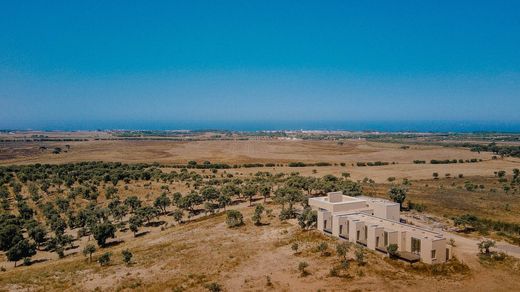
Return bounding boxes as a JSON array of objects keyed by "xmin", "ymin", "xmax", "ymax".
[
  {"xmin": 329, "ymin": 266, "xmax": 340, "ymax": 277},
  {"xmin": 298, "ymin": 261, "xmax": 309, "ymax": 276},
  {"xmin": 266, "ymin": 275, "xmax": 273, "ymax": 287},
  {"xmin": 478, "ymin": 240, "xmax": 495, "ymax": 254},
  {"xmin": 316, "ymin": 242, "xmax": 329, "ymax": 256},
  {"xmin": 355, "ymin": 247, "xmax": 365, "ymax": 265},
  {"xmin": 291, "ymin": 242, "xmax": 299, "ymax": 253},
  {"xmin": 205, "ymin": 282, "xmax": 222, "ymax": 292},
  {"xmin": 98, "ymin": 252, "xmax": 112, "ymax": 266},
  {"xmin": 387, "ymin": 244, "xmax": 399, "ymax": 259},
  {"xmin": 122, "ymin": 249, "xmax": 133, "ymax": 265}
]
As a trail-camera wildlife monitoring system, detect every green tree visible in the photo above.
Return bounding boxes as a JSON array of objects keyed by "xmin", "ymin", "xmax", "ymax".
[
  {"xmin": 201, "ymin": 186, "xmax": 220, "ymax": 202},
  {"xmin": 178, "ymin": 192, "xmax": 203, "ymax": 213},
  {"xmin": 92, "ymin": 222, "xmax": 116, "ymax": 247},
  {"xmin": 226, "ymin": 210, "xmax": 244, "ymax": 228},
  {"xmin": 171, "ymin": 209, "xmax": 183, "ymax": 224},
  {"xmin": 154, "ymin": 193, "xmax": 171, "ymax": 214},
  {"xmin": 129, "ymin": 214, "xmax": 143, "ymax": 236},
  {"xmin": 274, "ymin": 186, "xmax": 304, "ymax": 219},
  {"xmin": 49, "ymin": 216, "xmax": 67, "ymax": 237},
  {"xmin": 242, "ymin": 183, "xmax": 257, "ymax": 206},
  {"xmin": 124, "ymin": 196, "xmax": 142, "ymax": 213},
  {"xmin": 297, "ymin": 207, "xmax": 317, "ymax": 229},
  {"xmin": 221, "ymin": 183, "xmax": 241, "ymax": 199},
  {"xmin": 82, "ymin": 243, "xmax": 96, "ymax": 262},
  {"xmin": 258, "ymin": 184, "xmax": 271, "ymax": 203},
  {"xmin": 27, "ymin": 223, "xmax": 47, "ymax": 248},
  {"xmin": 217, "ymin": 194, "xmax": 232, "ymax": 210},
  {"xmin": 6, "ymin": 239, "xmax": 36, "ymax": 267},
  {"xmin": 388, "ymin": 186, "xmax": 407, "ymax": 210},
  {"xmin": 252, "ymin": 204, "xmax": 265, "ymax": 225}
]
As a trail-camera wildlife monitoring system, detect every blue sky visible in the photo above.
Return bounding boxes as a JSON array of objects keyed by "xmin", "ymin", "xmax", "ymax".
[{"xmin": 1, "ymin": 1, "xmax": 519, "ymax": 130}]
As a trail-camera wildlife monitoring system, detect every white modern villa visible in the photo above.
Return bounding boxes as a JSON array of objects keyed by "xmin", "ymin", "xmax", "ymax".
[{"xmin": 309, "ymin": 192, "xmax": 451, "ymax": 264}]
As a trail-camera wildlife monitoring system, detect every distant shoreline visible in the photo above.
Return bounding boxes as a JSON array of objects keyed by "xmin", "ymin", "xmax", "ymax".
[{"xmin": 2, "ymin": 120, "xmax": 520, "ymax": 134}]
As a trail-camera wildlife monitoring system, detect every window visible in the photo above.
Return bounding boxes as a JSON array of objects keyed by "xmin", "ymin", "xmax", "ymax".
[
  {"xmin": 324, "ymin": 220, "xmax": 327, "ymax": 229},
  {"xmin": 384, "ymin": 232, "xmax": 388, "ymax": 246},
  {"xmin": 364, "ymin": 226, "xmax": 368, "ymax": 240},
  {"xmin": 339, "ymin": 225, "xmax": 343, "ymax": 234},
  {"xmin": 431, "ymin": 250, "xmax": 436, "ymax": 259},
  {"xmin": 411, "ymin": 237, "xmax": 421, "ymax": 254},
  {"xmin": 376, "ymin": 236, "xmax": 380, "ymax": 247},
  {"xmin": 357, "ymin": 230, "xmax": 360, "ymax": 240}
]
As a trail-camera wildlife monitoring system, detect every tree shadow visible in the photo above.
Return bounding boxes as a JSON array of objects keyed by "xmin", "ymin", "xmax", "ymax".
[
  {"xmin": 135, "ymin": 231, "xmax": 150, "ymax": 237},
  {"xmin": 23, "ymin": 258, "xmax": 50, "ymax": 266},
  {"xmin": 144, "ymin": 220, "xmax": 166, "ymax": 227},
  {"xmin": 102, "ymin": 239, "xmax": 124, "ymax": 248},
  {"xmin": 65, "ymin": 244, "xmax": 79, "ymax": 251},
  {"xmin": 65, "ymin": 251, "xmax": 78, "ymax": 257},
  {"xmin": 254, "ymin": 222, "xmax": 271, "ymax": 227}
]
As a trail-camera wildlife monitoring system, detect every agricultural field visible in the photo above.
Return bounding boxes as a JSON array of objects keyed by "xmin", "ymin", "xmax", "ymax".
[{"xmin": 0, "ymin": 131, "xmax": 519, "ymax": 291}]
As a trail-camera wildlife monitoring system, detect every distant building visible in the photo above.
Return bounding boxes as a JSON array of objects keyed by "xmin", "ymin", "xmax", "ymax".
[{"xmin": 309, "ymin": 192, "xmax": 451, "ymax": 264}]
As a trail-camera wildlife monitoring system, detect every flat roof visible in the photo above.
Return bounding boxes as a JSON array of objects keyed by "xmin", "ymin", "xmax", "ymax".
[
  {"xmin": 357, "ymin": 195, "xmax": 399, "ymax": 206},
  {"xmin": 338, "ymin": 212, "xmax": 444, "ymax": 240},
  {"xmin": 309, "ymin": 195, "xmax": 366, "ymax": 204}
]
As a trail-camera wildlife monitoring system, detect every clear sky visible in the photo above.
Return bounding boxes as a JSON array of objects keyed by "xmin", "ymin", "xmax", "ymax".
[{"xmin": 1, "ymin": 1, "xmax": 519, "ymax": 130}]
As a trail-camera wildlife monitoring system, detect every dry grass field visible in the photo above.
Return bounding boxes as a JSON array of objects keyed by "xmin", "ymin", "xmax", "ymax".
[
  {"xmin": 1, "ymin": 135, "xmax": 520, "ymax": 291},
  {"xmin": 2, "ymin": 204, "xmax": 519, "ymax": 292},
  {"xmin": 1, "ymin": 139, "xmax": 518, "ymax": 183}
]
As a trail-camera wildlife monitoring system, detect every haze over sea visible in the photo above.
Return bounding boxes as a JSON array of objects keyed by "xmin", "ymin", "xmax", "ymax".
[{"xmin": 6, "ymin": 120, "xmax": 520, "ymax": 133}]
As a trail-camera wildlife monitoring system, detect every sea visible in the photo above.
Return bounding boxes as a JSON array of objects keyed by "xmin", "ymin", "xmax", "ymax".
[{"xmin": 7, "ymin": 120, "xmax": 520, "ymax": 133}]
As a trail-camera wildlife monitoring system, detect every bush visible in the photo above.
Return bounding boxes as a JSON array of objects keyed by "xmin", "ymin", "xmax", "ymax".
[
  {"xmin": 288, "ymin": 162, "xmax": 306, "ymax": 167},
  {"xmin": 226, "ymin": 210, "xmax": 244, "ymax": 228},
  {"xmin": 205, "ymin": 282, "xmax": 222, "ymax": 292},
  {"xmin": 329, "ymin": 266, "xmax": 341, "ymax": 277},
  {"xmin": 355, "ymin": 247, "xmax": 365, "ymax": 265},
  {"xmin": 98, "ymin": 252, "xmax": 112, "ymax": 266},
  {"xmin": 316, "ymin": 242, "xmax": 330, "ymax": 256},
  {"xmin": 291, "ymin": 242, "xmax": 299, "ymax": 253},
  {"xmin": 122, "ymin": 249, "xmax": 133, "ymax": 265},
  {"xmin": 387, "ymin": 244, "xmax": 399, "ymax": 259},
  {"xmin": 478, "ymin": 240, "xmax": 495, "ymax": 254},
  {"xmin": 298, "ymin": 261, "xmax": 309, "ymax": 276}
]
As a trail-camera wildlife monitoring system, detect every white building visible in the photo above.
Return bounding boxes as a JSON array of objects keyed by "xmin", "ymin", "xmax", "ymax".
[{"xmin": 309, "ymin": 192, "xmax": 450, "ymax": 264}]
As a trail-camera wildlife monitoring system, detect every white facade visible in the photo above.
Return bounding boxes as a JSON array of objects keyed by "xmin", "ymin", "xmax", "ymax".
[{"xmin": 309, "ymin": 192, "xmax": 451, "ymax": 264}]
